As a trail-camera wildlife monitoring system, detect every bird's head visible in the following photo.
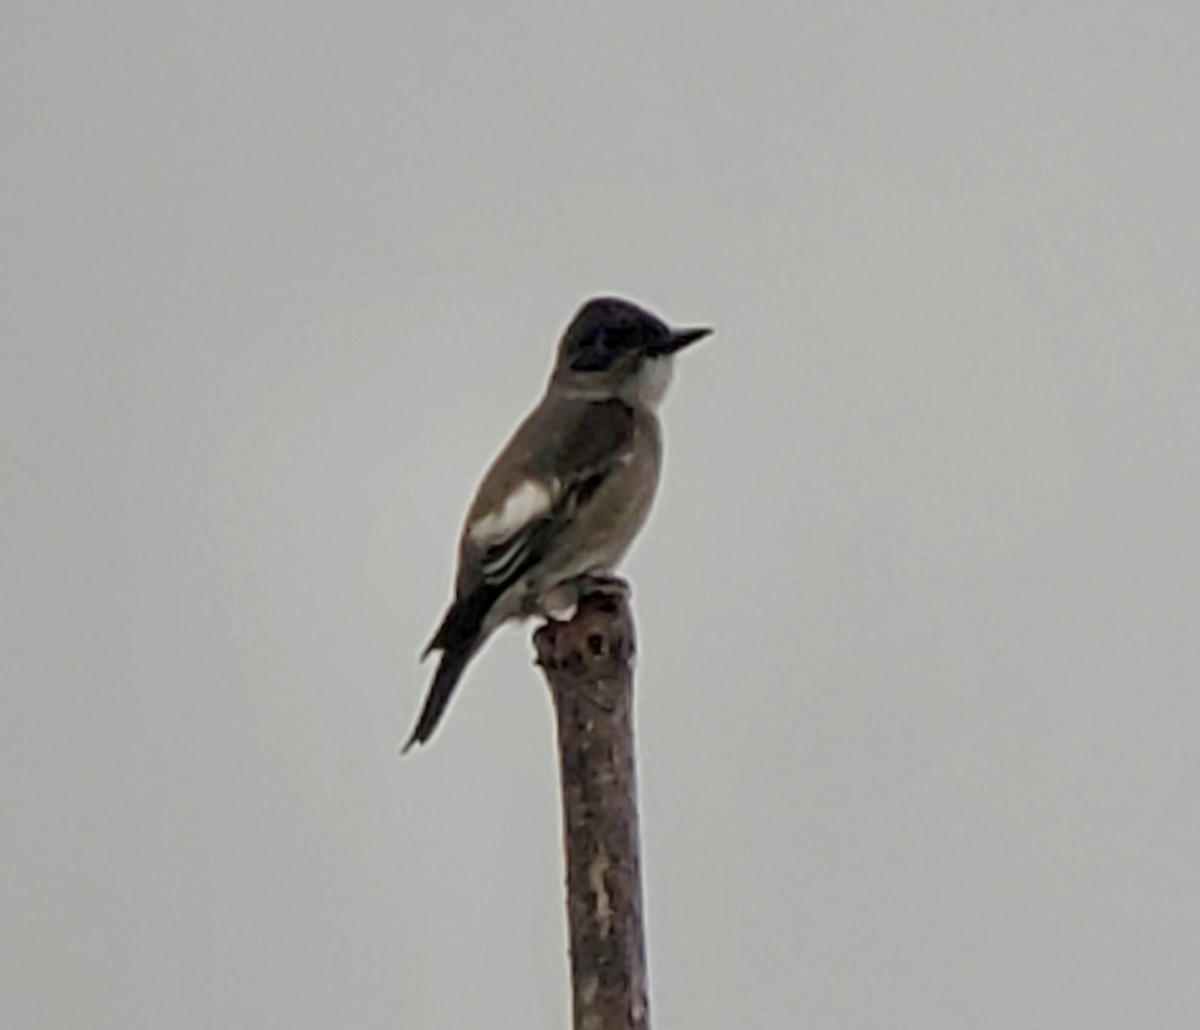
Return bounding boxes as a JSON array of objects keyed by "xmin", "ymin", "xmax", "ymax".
[{"xmin": 552, "ymin": 296, "xmax": 712, "ymax": 406}]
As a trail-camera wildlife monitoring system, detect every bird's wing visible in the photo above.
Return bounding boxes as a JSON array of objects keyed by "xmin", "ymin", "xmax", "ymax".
[
  {"xmin": 408, "ymin": 397, "xmax": 637, "ymax": 749},
  {"xmin": 456, "ymin": 397, "xmax": 636, "ymax": 599}
]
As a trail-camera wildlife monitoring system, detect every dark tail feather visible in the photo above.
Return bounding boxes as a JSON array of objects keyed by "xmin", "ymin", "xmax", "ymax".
[
  {"xmin": 402, "ymin": 640, "xmax": 479, "ymax": 752},
  {"xmin": 404, "ymin": 587, "xmax": 499, "ymax": 752}
]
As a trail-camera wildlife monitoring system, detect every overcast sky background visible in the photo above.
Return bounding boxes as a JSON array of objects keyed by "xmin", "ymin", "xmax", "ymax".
[{"xmin": 4, "ymin": 3, "xmax": 1198, "ymax": 1027}]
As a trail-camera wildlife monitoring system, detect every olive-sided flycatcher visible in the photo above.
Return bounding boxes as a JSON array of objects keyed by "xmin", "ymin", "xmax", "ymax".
[{"xmin": 403, "ymin": 296, "xmax": 711, "ymax": 751}]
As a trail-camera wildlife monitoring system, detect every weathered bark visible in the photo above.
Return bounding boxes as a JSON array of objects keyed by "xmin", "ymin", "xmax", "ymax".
[{"xmin": 533, "ymin": 582, "xmax": 650, "ymax": 1030}]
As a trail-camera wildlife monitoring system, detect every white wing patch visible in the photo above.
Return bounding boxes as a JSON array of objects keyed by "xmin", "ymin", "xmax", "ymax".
[{"xmin": 469, "ymin": 479, "xmax": 554, "ymax": 545}]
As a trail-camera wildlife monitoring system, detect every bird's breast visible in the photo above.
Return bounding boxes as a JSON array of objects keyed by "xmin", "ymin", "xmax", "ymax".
[{"xmin": 550, "ymin": 410, "xmax": 661, "ymax": 579}]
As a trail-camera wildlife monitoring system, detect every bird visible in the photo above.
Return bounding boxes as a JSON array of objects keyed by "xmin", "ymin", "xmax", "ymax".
[{"xmin": 403, "ymin": 296, "xmax": 711, "ymax": 751}]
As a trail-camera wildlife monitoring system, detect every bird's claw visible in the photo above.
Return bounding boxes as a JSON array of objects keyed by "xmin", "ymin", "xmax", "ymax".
[{"xmin": 572, "ymin": 573, "xmax": 631, "ymax": 610}]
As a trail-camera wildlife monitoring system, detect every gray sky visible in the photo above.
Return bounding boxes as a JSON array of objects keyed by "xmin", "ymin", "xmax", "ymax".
[{"xmin": 4, "ymin": 3, "xmax": 1198, "ymax": 1027}]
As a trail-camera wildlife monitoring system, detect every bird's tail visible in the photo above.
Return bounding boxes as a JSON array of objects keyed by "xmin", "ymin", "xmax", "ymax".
[{"xmin": 402, "ymin": 588, "xmax": 498, "ymax": 752}]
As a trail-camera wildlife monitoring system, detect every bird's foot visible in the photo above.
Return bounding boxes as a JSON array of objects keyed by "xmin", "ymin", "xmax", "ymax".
[
  {"xmin": 571, "ymin": 573, "xmax": 631, "ymax": 610},
  {"xmin": 533, "ymin": 574, "xmax": 636, "ymax": 673}
]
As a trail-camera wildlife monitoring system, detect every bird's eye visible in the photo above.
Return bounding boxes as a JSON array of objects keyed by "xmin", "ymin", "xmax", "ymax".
[{"xmin": 570, "ymin": 328, "xmax": 617, "ymax": 371}]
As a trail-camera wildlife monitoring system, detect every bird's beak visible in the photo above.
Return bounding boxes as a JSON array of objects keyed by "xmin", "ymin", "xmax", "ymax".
[{"xmin": 652, "ymin": 326, "xmax": 713, "ymax": 356}]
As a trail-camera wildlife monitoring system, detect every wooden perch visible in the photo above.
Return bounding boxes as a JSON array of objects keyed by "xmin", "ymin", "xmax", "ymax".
[{"xmin": 534, "ymin": 580, "xmax": 650, "ymax": 1030}]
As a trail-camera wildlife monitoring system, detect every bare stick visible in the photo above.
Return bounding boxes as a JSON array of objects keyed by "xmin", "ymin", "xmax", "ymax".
[{"xmin": 533, "ymin": 580, "xmax": 650, "ymax": 1030}]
